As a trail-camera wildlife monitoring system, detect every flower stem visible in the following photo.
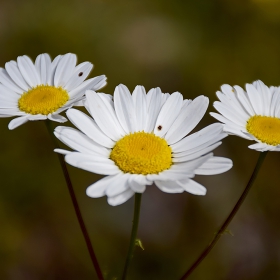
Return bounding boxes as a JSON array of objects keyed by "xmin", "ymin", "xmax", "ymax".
[
  {"xmin": 45, "ymin": 120, "xmax": 104, "ymax": 280},
  {"xmin": 180, "ymin": 151, "xmax": 268, "ymax": 280},
  {"xmin": 122, "ymin": 193, "xmax": 142, "ymax": 280}
]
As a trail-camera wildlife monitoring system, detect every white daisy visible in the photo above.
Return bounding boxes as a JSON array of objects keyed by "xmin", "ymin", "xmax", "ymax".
[
  {"xmin": 0, "ymin": 53, "xmax": 107, "ymax": 129},
  {"xmin": 211, "ymin": 80, "xmax": 280, "ymax": 152},
  {"xmin": 54, "ymin": 85, "xmax": 232, "ymax": 206}
]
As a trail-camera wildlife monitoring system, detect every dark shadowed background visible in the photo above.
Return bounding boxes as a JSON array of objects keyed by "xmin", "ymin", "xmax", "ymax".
[{"xmin": 1, "ymin": 0, "xmax": 280, "ymax": 279}]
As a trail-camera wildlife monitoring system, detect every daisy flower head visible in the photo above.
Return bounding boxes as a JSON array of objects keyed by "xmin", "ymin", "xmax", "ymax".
[
  {"xmin": 0, "ymin": 53, "xmax": 107, "ymax": 129},
  {"xmin": 55, "ymin": 85, "xmax": 232, "ymax": 206},
  {"xmin": 210, "ymin": 80, "xmax": 280, "ymax": 152}
]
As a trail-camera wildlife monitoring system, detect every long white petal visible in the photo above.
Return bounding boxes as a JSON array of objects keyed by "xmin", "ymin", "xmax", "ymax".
[
  {"xmin": 165, "ymin": 95, "xmax": 209, "ymax": 144},
  {"xmin": 65, "ymin": 153, "xmax": 119, "ymax": 175},
  {"xmin": 8, "ymin": 116, "xmax": 29, "ymax": 130},
  {"xmin": 154, "ymin": 180, "xmax": 184, "ymax": 193},
  {"xmin": 54, "ymin": 126, "xmax": 110, "ymax": 156},
  {"xmin": 35, "ymin": 53, "xmax": 52, "ymax": 85},
  {"xmin": 0, "ymin": 68, "xmax": 23, "ymax": 93},
  {"xmin": 145, "ymin": 88, "xmax": 163, "ymax": 132},
  {"xmin": 114, "ymin": 84, "xmax": 137, "ymax": 133},
  {"xmin": 177, "ymin": 179, "xmax": 207, "ymax": 195},
  {"xmin": 85, "ymin": 91, "xmax": 125, "ymax": 141},
  {"xmin": 132, "ymin": 85, "xmax": 147, "ymax": 131},
  {"xmin": 54, "ymin": 53, "xmax": 77, "ymax": 87},
  {"xmin": 194, "ymin": 156, "xmax": 233, "ymax": 175},
  {"xmin": 106, "ymin": 174, "xmax": 130, "ymax": 197},
  {"xmin": 154, "ymin": 91, "xmax": 183, "ymax": 137},
  {"xmin": 5, "ymin": 61, "xmax": 29, "ymax": 91},
  {"xmin": 66, "ymin": 108, "xmax": 115, "ymax": 148},
  {"xmin": 107, "ymin": 189, "xmax": 135, "ymax": 206},
  {"xmin": 17, "ymin": 55, "xmax": 40, "ymax": 87},
  {"xmin": 86, "ymin": 175, "xmax": 120, "ymax": 198},
  {"xmin": 64, "ymin": 62, "xmax": 93, "ymax": 91}
]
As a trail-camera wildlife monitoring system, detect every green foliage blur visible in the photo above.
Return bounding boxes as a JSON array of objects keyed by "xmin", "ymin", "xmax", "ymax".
[{"xmin": 1, "ymin": 0, "xmax": 280, "ymax": 279}]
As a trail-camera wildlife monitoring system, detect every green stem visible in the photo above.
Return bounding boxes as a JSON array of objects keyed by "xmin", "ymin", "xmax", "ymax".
[
  {"xmin": 122, "ymin": 193, "xmax": 142, "ymax": 280},
  {"xmin": 180, "ymin": 151, "xmax": 268, "ymax": 280},
  {"xmin": 45, "ymin": 120, "xmax": 104, "ymax": 280}
]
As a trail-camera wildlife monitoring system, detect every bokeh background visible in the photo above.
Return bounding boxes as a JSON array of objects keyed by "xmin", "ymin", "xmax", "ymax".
[{"xmin": 1, "ymin": 0, "xmax": 280, "ymax": 279}]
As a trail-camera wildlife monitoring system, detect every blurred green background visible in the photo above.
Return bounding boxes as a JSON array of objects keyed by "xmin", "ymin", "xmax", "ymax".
[{"xmin": 1, "ymin": 0, "xmax": 280, "ymax": 279}]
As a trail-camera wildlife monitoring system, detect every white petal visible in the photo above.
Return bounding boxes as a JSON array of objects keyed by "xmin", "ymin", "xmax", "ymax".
[
  {"xmin": 54, "ymin": 53, "xmax": 77, "ymax": 87},
  {"xmin": 86, "ymin": 175, "xmax": 119, "ymax": 198},
  {"xmin": 28, "ymin": 115, "xmax": 47, "ymax": 121},
  {"xmin": 0, "ymin": 68, "xmax": 23, "ymax": 93},
  {"xmin": 68, "ymin": 75, "xmax": 107, "ymax": 98},
  {"xmin": 129, "ymin": 176, "xmax": 146, "ymax": 193},
  {"xmin": 55, "ymin": 126, "xmax": 109, "ymax": 156},
  {"xmin": 66, "ymin": 108, "xmax": 115, "ymax": 148},
  {"xmin": 171, "ymin": 123, "xmax": 224, "ymax": 153},
  {"xmin": 246, "ymin": 83, "xmax": 263, "ymax": 115},
  {"xmin": 234, "ymin": 85, "xmax": 255, "ymax": 116},
  {"xmin": 173, "ymin": 142, "xmax": 222, "ymax": 162},
  {"xmin": 165, "ymin": 95, "xmax": 209, "ymax": 144},
  {"xmin": 64, "ymin": 62, "xmax": 93, "ymax": 91},
  {"xmin": 85, "ymin": 91, "xmax": 125, "ymax": 141},
  {"xmin": 194, "ymin": 156, "xmax": 233, "ymax": 175},
  {"xmin": 48, "ymin": 114, "xmax": 67, "ymax": 123},
  {"xmin": 54, "ymin": 148, "xmax": 72, "ymax": 155},
  {"xmin": 17, "ymin": 55, "xmax": 40, "ymax": 87},
  {"xmin": 154, "ymin": 91, "xmax": 183, "ymax": 137},
  {"xmin": 213, "ymin": 101, "xmax": 247, "ymax": 126},
  {"xmin": 132, "ymin": 85, "xmax": 147, "ymax": 131},
  {"xmin": 248, "ymin": 142, "xmax": 273, "ymax": 151},
  {"xmin": 106, "ymin": 174, "xmax": 130, "ymax": 196},
  {"xmin": 154, "ymin": 180, "xmax": 184, "ymax": 193},
  {"xmin": 35, "ymin": 54, "xmax": 52, "ymax": 85},
  {"xmin": 65, "ymin": 152, "xmax": 119, "ymax": 175},
  {"xmin": 107, "ymin": 189, "xmax": 135, "ymax": 206},
  {"xmin": 253, "ymin": 80, "xmax": 272, "ymax": 116},
  {"xmin": 177, "ymin": 179, "xmax": 206, "ymax": 195},
  {"xmin": 8, "ymin": 116, "xmax": 29, "ymax": 130},
  {"xmin": 5, "ymin": 61, "xmax": 29, "ymax": 91},
  {"xmin": 145, "ymin": 87, "xmax": 163, "ymax": 132},
  {"xmin": 47, "ymin": 55, "xmax": 62, "ymax": 85},
  {"xmin": 114, "ymin": 84, "xmax": 137, "ymax": 133}
]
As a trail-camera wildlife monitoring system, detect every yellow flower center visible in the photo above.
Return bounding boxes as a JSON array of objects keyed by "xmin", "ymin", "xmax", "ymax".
[
  {"xmin": 18, "ymin": 85, "xmax": 69, "ymax": 115},
  {"xmin": 110, "ymin": 132, "xmax": 172, "ymax": 175},
  {"xmin": 246, "ymin": 115, "xmax": 280, "ymax": 146}
]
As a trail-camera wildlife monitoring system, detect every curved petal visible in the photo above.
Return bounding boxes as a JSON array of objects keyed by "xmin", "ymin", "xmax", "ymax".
[
  {"xmin": 132, "ymin": 85, "xmax": 147, "ymax": 132},
  {"xmin": 114, "ymin": 84, "xmax": 137, "ymax": 133},
  {"xmin": 8, "ymin": 116, "xmax": 29, "ymax": 130},
  {"xmin": 107, "ymin": 189, "xmax": 135, "ymax": 206},
  {"xmin": 86, "ymin": 175, "xmax": 119, "ymax": 198},
  {"xmin": 165, "ymin": 95, "xmax": 209, "ymax": 144},
  {"xmin": 154, "ymin": 180, "xmax": 184, "ymax": 193},
  {"xmin": 17, "ymin": 55, "xmax": 40, "ymax": 87},
  {"xmin": 106, "ymin": 173, "xmax": 130, "ymax": 196},
  {"xmin": 194, "ymin": 156, "xmax": 233, "ymax": 175},
  {"xmin": 5, "ymin": 61, "xmax": 29, "ymax": 91},
  {"xmin": 0, "ymin": 68, "xmax": 23, "ymax": 94},
  {"xmin": 35, "ymin": 53, "xmax": 52, "ymax": 85},
  {"xmin": 54, "ymin": 53, "xmax": 77, "ymax": 87},
  {"xmin": 85, "ymin": 91, "xmax": 125, "ymax": 141},
  {"xmin": 177, "ymin": 179, "xmax": 207, "ymax": 195},
  {"xmin": 66, "ymin": 108, "xmax": 115, "ymax": 148},
  {"xmin": 154, "ymin": 91, "xmax": 183, "ymax": 137},
  {"xmin": 65, "ymin": 152, "xmax": 120, "ymax": 175}
]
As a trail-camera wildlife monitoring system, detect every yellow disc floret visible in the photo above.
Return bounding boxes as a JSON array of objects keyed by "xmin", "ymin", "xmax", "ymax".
[
  {"xmin": 110, "ymin": 132, "xmax": 172, "ymax": 175},
  {"xmin": 246, "ymin": 115, "xmax": 280, "ymax": 146},
  {"xmin": 18, "ymin": 85, "xmax": 69, "ymax": 115}
]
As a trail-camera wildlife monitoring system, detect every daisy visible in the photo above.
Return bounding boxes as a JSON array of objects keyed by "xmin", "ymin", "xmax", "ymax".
[
  {"xmin": 54, "ymin": 85, "xmax": 232, "ymax": 206},
  {"xmin": 0, "ymin": 53, "xmax": 107, "ymax": 129},
  {"xmin": 210, "ymin": 80, "xmax": 280, "ymax": 152}
]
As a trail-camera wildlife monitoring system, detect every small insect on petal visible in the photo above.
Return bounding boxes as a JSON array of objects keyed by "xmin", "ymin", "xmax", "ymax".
[
  {"xmin": 157, "ymin": 125, "xmax": 162, "ymax": 131},
  {"xmin": 78, "ymin": 72, "xmax": 83, "ymax": 77}
]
